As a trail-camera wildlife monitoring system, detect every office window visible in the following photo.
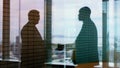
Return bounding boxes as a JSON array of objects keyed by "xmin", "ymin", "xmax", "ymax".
[
  {"xmin": 0, "ymin": 0, "xmax": 120, "ymax": 68},
  {"xmin": 20, "ymin": 0, "xmax": 44, "ymax": 39},
  {"xmin": 114, "ymin": 0, "xmax": 120, "ymax": 51},
  {"xmin": 0, "ymin": 0, "xmax": 46, "ymax": 68},
  {"xmin": 51, "ymin": 0, "xmax": 102, "ymax": 67},
  {"xmin": 10, "ymin": 0, "xmax": 45, "ymax": 61},
  {"xmin": 0, "ymin": 0, "xmax": 3, "ymax": 59},
  {"xmin": 11, "ymin": 0, "xmax": 45, "ymax": 61},
  {"xmin": 20, "ymin": 0, "xmax": 45, "ymax": 68},
  {"xmin": 52, "ymin": 0, "xmax": 102, "ymax": 44},
  {"xmin": 10, "ymin": 0, "xmax": 20, "ymax": 60},
  {"xmin": 114, "ymin": 0, "xmax": 120, "ymax": 67},
  {"xmin": 0, "ymin": 0, "xmax": 45, "ymax": 61}
]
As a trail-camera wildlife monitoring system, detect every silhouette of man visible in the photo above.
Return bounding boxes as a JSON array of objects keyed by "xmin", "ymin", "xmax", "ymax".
[
  {"xmin": 74, "ymin": 7, "xmax": 99, "ymax": 67},
  {"xmin": 21, "ymin": 10, "xmax": 46, "ymax": 68}
]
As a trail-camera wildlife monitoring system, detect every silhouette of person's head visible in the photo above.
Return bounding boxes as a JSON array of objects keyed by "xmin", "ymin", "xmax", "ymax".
[
  {"xmin": 28, "ymin": 9, "xmax": 40, "ymax": 25},
  {"xmin": 78, "ymin": 6, "xmax": 91, "ymax": 21}
]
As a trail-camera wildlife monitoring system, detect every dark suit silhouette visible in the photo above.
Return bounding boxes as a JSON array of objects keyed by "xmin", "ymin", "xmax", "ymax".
[
  {"xmin": 21, "ymin": 10, "xmax": 46, "ymax": 68},
  {"xmin": 73, "ymin": 7, "xmax": 99, "ymax": 66}
]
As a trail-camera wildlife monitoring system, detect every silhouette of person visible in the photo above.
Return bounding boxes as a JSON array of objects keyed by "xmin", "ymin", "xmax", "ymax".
[
  {"xmin": 21, "ymin": 10, "xmax": 46, "ymax": 68},
  {"xmin": 73, "ymin": 6, "xmax": 99, "ymax": 67}
]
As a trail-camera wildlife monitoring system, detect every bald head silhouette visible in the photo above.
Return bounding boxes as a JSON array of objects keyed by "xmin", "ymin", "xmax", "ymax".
[{"xmin": 78, "ymin": 7, "xmax": 91, "ymax": 21}]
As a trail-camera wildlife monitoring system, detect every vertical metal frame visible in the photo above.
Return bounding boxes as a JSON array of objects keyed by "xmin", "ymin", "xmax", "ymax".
[{"xmin": 2, "ymin": 0, "xmax": 10, "ymax": 59}]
